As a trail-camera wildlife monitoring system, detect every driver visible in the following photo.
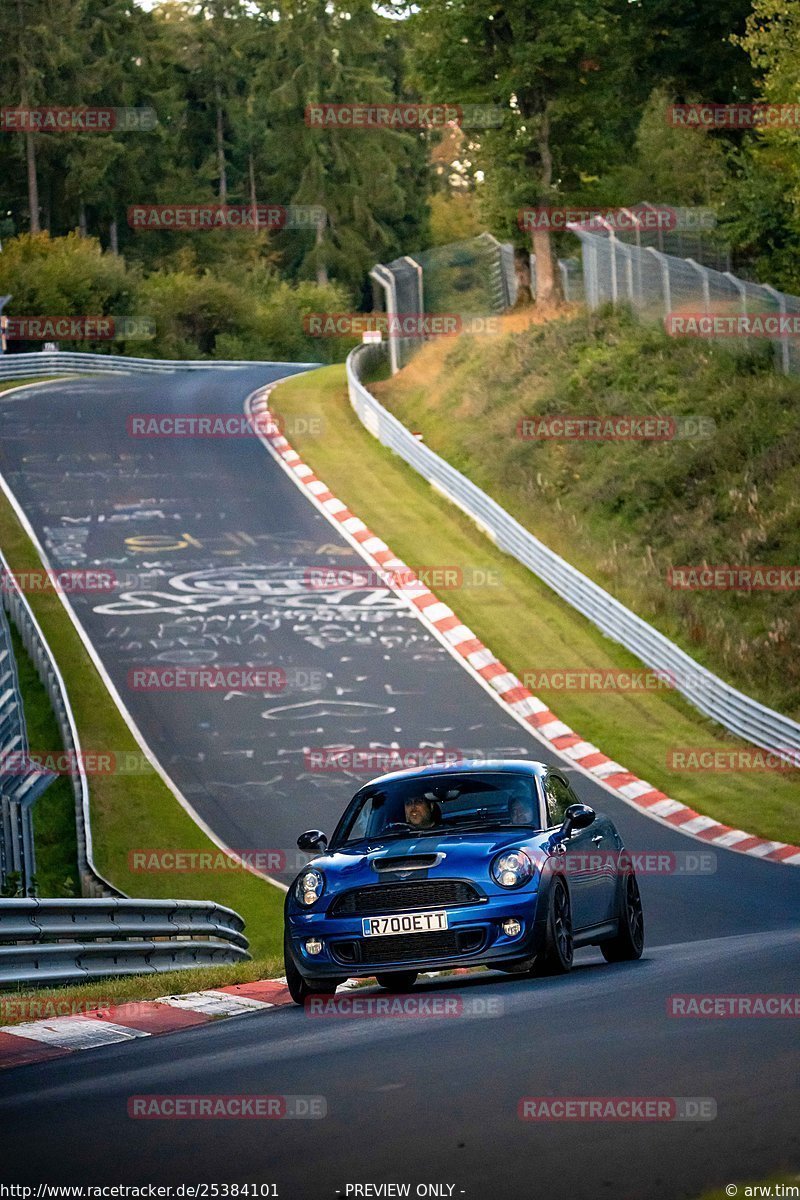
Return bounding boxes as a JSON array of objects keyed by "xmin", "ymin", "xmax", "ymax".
[
  {"xmin": 404, "ymin": 793, "xmax": 438, "ymax": 829},
  {"xmin": 509, "ymin": 782, "xmax": 536, "ymax": 826}
]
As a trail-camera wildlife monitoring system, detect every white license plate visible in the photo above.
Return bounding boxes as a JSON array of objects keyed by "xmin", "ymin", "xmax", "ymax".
[{"xmin": 362, "ymin": 910, "xmax": 449, "ymax": 937}]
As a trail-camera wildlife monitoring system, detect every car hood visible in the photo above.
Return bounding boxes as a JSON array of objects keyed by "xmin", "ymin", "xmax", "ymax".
[{"xmin": 305, "ymin": 829, "xmax": 551, "ymax": 889}]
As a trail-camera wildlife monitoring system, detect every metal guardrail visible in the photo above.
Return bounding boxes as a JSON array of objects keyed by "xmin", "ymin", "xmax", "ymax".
[
  {"xmin": 0, "ymin": 898, "xmax": 249, "ymax": 987},
  {"xmin": 0, "ymin": 352, "xmax": 321, "ymax": 380},
  {"xmin": 0, "ymin": 546, "xmax": 122, "ymax": 899},
  {"xmin": 0, "ymin": 598, "xmax": 57, "ymax": 896},
  {"xmin": 346, "ymin": 344, "xmax": 800, "ymax": 763}
]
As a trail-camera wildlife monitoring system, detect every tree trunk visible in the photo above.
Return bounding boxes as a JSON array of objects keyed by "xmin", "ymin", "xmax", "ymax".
[
  {"xmin": 248, "ymin": 152, "xmax": 257, "ymax": 229},
  {"xmin": 513, "ymin": 247, "xmax": 533, "ymax": 306},
  {"xmin": 17, "ymin": 0, "xmax": 40, "ymax": 233},
  {"xmin": 315, "ymin": 210, "xmax": 328, "ymax": 285},
  {"xmin": 78, "ymin": 200, "xmax": 88, "ymax": 237},
  {"xmin": 531, "ymin": 228, "xmax": 560, "ymax": 303},
  {"xmin": 25, "ymin": 132, "xmax": 40, "ymax": 233},
  {"xmin": 216, "ymin": 91, "xmax": 227, "ymax": 203},
  {"xmin": 109, "ymin": 216, "xmax": 119, "ymax": 255},
  {"xmin": 531, "ymin": 108, "xmax": 563, "ymax": 306}
]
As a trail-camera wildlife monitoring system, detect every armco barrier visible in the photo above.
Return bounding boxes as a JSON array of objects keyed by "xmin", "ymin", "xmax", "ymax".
[
  {"xmin": 0, "ymin": 351, "xmax": 321, "ymax": 380},
  {"xmin": 0, "ymin": 600, "xmax": 56, "ymax": 896},
  {"xmin": 0, "ymin": 546, "xmax": 120, "ymax": 898},
  {"xmin": 346, "ymin": 343, "xmax": 800, "ymax": 763},
  {"xmin": 0, "ymin": 898, "xmax": 249, "ymax": 987}
]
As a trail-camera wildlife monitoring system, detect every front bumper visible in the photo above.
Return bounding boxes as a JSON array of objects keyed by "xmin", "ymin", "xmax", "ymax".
[{"xmin": 285, "ymin": 890, "xmax": 542, "ymax": 979}]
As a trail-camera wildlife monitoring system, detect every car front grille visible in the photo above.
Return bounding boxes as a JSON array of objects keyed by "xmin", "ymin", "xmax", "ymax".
[
  {"xmin": 328, "ymin": 880, "xmax": 481, "ymax": 917},
  {"xmin": 330, "ymin": 928, "xmax": 485, "ymax": 967}
]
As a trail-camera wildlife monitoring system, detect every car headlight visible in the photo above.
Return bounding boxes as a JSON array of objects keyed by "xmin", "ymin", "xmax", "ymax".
[
  {"xmin": 296, "ymin": 868, "xmax": 325, "ymax": 906},
  {"xmin": 491, "ymin": 849, "xmax": 534, "ymax": 889}
]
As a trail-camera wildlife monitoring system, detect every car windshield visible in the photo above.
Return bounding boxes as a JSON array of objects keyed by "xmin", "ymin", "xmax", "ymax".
[{"xmin": 331, "ymin": 771, "xmax": 541, "ymax": 846}]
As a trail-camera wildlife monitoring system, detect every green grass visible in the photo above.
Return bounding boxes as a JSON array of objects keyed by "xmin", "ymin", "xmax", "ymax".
[
  {"xmin": 0, "ymin": 466, "xmax": 286, "ymax": 961},
  {"xmin": 269, "ymin": 363, "xmax": 800, "ymax": 846},
  {"xmin": 7, "ymin": 624, "xmax": 79, "ymax": 898},
  {"xmin": 0, "ymin": 955, "xmax": 284, "ymax": 1026},
  {"xmin": 0, "ymin": 377, "xmax": 62, "ymax": 394},
  {"xmin": 374, "ymin": 309, "xmax": 800, "ymax": 721}
]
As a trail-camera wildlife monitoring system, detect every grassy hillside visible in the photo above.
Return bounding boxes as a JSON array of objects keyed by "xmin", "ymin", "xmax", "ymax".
[
  {"xmin": 373, "ymin": 309, "xmax": 800, "ymax": 722},
  {"xmin": 270, "ymin": 366, "xmax": 799, "ymax": 845}
]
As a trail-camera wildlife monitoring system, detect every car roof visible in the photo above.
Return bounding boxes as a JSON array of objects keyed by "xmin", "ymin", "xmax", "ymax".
[{"xmin": 362, "ymin": 758, "xmax": 548, "ymax": 789}]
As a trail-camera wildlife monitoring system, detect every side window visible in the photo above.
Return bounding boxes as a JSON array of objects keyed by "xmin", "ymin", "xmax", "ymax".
[
  {"xmin": 544, "ymin": 773, "xmax": 572, "ymax": 826},
  {"xmin": 565, "ymin": 780, "xmax": 583, "ymax": 808}
]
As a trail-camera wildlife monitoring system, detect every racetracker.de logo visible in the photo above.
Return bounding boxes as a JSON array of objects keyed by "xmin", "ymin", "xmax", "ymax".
[
  {"xmin": 128, "ymin": 849, "xmax": 291, "ymax": 873},
  {"xmin": 518, "ymin": 415, "xmax": 674, "ymax": 441},
  {"xmin": 668, "ymin": 103, "xmax": 800, "ymax": 128},
  {"xmin": 306, "ymin": 103, "xmax": 460, "ymax": 128},
  {"xmin": 518, "ymin": 204, "xmax": 677, "ymax": 232},
  {"xmin": 303, "ymin": 312, "xmax": 479, "ymax": 338},
  {"xmin": 305, "ymin": 102, "xmax": 503, "ymax": 129},
  {"xmin": 3, "ymin": 316, "xmax": 154, "ymax": 340},
  {"xmin": 0, "ymin": 994, "xmax": 114, "ymax": 1021},
  {"xmin": 0, "ymin": 106, "xmax": 157, "ymax": 132},
  {"xmin": 668, "ymin": 994, "xmax": 800, "ymax": 1018},
  {"xmin": 127, "ymin": 666, "xmax": 287, "ymax": 692},
  {"xmin": 666, "ymin": 313, "xmax": 800, "ymax": 339},
  {"xmin": 304, "ymin": 994, "xmax": 503, "ymax": 1018},
  {"xmin": 0, "ymin": 750, "xmax": 148, "ymax": 776},
  {"xmin": 304, "ymin": 747, "xmax": 462, "ymax": 771},
  {"xmin": 557, "ymin": 850, "xmax": 716, "ymax": 877},
  {"xmin": 127, "ymin": 413, "xmax": 283, "ymax": 437},
  {"xmin": 519, "ymin": 669, "xmax": 674, "ymax": 691},
  {"xmin": 517, "ymin": 414, "xmax": 715, "ymax": 441},
  {"xmin": 518, "ymin": 1096, "xmax": 717, "ymax": 1121},
  {"xmin": 667, "ymin": 565, "xmax": 800, "ymax": 591},
  {"xmin": 128, "ymin": 205, "xmax": 286, "ymax": 230},
  {"xmin": 127, "ymin": 1095, "xmax": 326, "ymax": 1119},
  {"xmin": 667, "ymin": 747, "xmax": 800, "ymax": 772},
  {"xmin": 302, "ymin": 565, "xmax": 499, "ymax": 591},
  {"xmin": 0, "ymin": 569, "xmax": 115, "ymax": 594}
]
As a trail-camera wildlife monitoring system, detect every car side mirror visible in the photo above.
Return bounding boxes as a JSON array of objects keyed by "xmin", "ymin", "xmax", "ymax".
[
  {"xmin": 297, "ymin": 829, "xmax": 328, "ymax": 853},
  {"xmin": 558, "ymin": 803, "xmax": 595, "ymax": 840}
]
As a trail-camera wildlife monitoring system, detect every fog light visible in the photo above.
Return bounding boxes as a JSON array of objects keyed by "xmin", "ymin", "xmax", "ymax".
[
  {"xmin": 305, "ymin": 939, "xmax": 323, "ymax": 955},
  {"xmin": 503, "ymin": 918, "xmax": 522, "ymax": 937}
]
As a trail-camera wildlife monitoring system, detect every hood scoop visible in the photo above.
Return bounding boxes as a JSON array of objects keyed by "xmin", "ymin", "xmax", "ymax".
[{"xmin": 373, "ymin": 854, "xmax": 440, "ymax": 873}]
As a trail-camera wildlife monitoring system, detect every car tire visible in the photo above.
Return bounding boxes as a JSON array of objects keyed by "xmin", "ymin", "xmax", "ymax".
[
  {"xmin": 284, "ymin": 932, "xmax": 344, "ymax": 1005},
  {"xmin": 601, "ymin": 868, "xmax": 645, "ymax": 963},
  {"xmin": 533, "ymin": 877, "xmax": 574, "ymax": 975},
  {"xmin": 374, "ymin": 971, "xmax": 418, "ymax": 992}
]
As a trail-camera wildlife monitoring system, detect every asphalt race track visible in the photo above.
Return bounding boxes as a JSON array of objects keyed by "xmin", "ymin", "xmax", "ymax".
[{"xmin": 0, "ymin": 367, "xmax": 798, "ymax": 1197}]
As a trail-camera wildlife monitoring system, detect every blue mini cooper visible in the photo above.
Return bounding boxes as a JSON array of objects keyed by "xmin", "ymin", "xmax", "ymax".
[{"xmin": 283, "ymin": 759, "xmax": 644, "ymax": 1003}]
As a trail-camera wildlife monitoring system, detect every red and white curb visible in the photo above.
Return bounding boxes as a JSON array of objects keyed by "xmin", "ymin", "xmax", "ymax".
[
  {"xmin": 247, "ymin": 383, "xmax": 800, "ymax": 868},
  {"xmin": 0, "ymin": 979, "xmax": 295, "ymax": 1070},
  {"xmin": 0, "ymin": 970, "xmax": 475, "ymax": 1070}
]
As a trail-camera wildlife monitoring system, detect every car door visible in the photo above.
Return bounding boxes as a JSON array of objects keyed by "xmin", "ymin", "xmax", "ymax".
[
  {"xmin": 543, "ymin": 771, "xmax": 593, "ymax": 930},
  {"xmin": 562, "ymin": 775, "xmax": 618, "ymax": 924}
]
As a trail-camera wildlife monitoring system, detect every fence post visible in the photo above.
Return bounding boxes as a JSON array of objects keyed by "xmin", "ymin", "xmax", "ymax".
[
  {"xmin": 402, "ymin": 255, "xmax": 424, "ymax": 321},
  {"xmin": 369, "ymin": 265, "xmax": 399, "ymax": 375},
  {"xmin": 645, "ymin": 247, "xmax": 672, "ymax": 315},
  {"xmin": 620, "ymin": 208, "xmax": 644, "ymax": 308},
  {"xmin": 724, "ymin": 271, "xmax": 748, "ymax": 315},
  {"xmin": 761, "ymin": 284, "xmax": 790, "ymax": 376},
  {"xmin": 559, "ymin": 260, "xmax": 569, "ymax": 302},
  {"xmin": 685, "ymin": 258, "xmax": 711, "ymax": 312}
]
